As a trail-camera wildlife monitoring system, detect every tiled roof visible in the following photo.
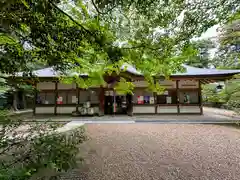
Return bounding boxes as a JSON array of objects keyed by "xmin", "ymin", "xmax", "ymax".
[
  {"xmin": 16, "ymin": 64, "xmax": 240, "ymax": 77},
  {"xmin": 173, "ymin": 65, "xmax": 240, "ymax": 76},
  {"xmin": 121, "ymin": 64, "xmax": 240, "ymax": 76}
]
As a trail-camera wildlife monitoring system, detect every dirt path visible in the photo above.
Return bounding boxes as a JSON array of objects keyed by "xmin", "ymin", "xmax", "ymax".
[{"xmin": 61, "ymin": 124, "xmax": 240, "ymax": 180}]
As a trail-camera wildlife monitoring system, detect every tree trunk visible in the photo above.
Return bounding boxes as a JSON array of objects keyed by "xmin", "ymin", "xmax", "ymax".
[{"xmin": 13, "ymin": 92, "xmax": 18, "ymax": 111}]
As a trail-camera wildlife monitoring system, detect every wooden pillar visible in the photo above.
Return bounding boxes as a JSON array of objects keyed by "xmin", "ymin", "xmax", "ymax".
[
  {"xmin": 113, "ymin": 90, "xmax": 116, "ymax": 115},
  {"xmin": 176, "ymin": 80, "xmax": 180, "ymax": 114},
  {"xmin": 33, "ymin": 82, "xmax": 37, "ymax": 116},
  {"xmin": 76, "ymin": 83, "xmax": 80, "ymax": 112},
  {"xmin": 99, "ymin": 86, "xmax": 104, "ymax": 116},
  {"xmin": 54, "ymin": 81, "xmax": 58, "ymax": 115},
  {"xmin": 154, "ymin": 77, "xmax": 157, "ymax": 114},
  {"xmin": 126, "ymin": 93, "xmax": 133, "ymax": 116},
  {"xmin": 199, "ymin": 80, "xmax": 203, "ymax": 115}
]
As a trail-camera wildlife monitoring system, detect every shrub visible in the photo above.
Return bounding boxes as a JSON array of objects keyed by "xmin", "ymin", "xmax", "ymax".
[
  {"xmin": 0, "ymin": 110, "xmax": 87, "ymax": 180},
  {"xmin": 227, "ymin": 91, "xmax": 240, "ymax": 112},
  {"xmin": 202, "ymin": 84, "xmax": 226, "ymax": 107},
  {"xmin": 202, "ymin": 74, "xmax": 240, "ymax": 112}
]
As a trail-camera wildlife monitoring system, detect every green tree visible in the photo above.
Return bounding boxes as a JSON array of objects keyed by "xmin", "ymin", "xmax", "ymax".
[
  {"xmin": 1, "ymin": 0, "xmax": 240, "ymax": 90},
  {"xmin": 212, "ymin": 19, "xmax": 240, "ymax": 69},
  {"xmin": 224, "ymin": 74, "xmax": 240, "ymax": 111},
  {"xmin": 0, "ymin": 1, "xmax": 239, "ymax": 178},
  {"xmin": 185, "ymin": 39, "xmax": 215, "ymax": 68},
  {"xmin": 202, "ymin": 84, "xmax": 225, "ymax": 107}
]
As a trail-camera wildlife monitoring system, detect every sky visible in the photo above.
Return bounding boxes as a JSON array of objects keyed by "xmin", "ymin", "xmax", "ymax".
[
  {"xmin": 198, "ymin": 25, "xmax": 221, "ymax": 58},
  {"xmin": 200, "ymin": 24, "xmax": 220, "ymax": 40}
]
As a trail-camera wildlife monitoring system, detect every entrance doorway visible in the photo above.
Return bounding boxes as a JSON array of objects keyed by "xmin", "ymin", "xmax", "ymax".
[
  {"xmin": 104, "ymin": 94, "xmax": 129, "ymax": 115},
  {"xmin": 104, "ymin": 95, "xmax": 113, "ymax": 115},
  {"xmin": 115, "ymin": 95, "xmax": 127, "ymax": 114}
]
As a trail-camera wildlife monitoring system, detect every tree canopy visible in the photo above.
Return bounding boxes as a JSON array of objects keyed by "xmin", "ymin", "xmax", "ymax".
[
  {"xmin": 0, "ymin": 0, "xmax": 240, "ymax": 90},
  {"xmin": 185, "ymin": 39, "xmax": 215, "ymax": 68},
  {"xmin": 212, "ymin": 19, "xmax": 240, "ymax": 69}
]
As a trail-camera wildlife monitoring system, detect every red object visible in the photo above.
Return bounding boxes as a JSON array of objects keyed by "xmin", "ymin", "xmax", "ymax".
[
  {"xmin": 57, "ymin": 96, "xmax": 63, "ymax": 104},
  {"xmin": 137, "ymin": 96, "xmax": 144, "ymax": 104}
]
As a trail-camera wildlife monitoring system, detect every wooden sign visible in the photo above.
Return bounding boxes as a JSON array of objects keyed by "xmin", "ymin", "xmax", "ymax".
[
  {"xmin": 158, "ymin": 80, "xmax": 176, "ymax": 89},
  {"xmin": 133, "ymin": 80, "xmax": 148, "ymax": 87},
  {"xmin": 179, "ymin": 80, "xmax": 199, "ymax": 89}
]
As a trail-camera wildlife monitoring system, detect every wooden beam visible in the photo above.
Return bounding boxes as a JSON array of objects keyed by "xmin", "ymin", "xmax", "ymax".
[
  {"xmin": 200, "ymin": 79, "xmax": 209, "ymax": 84},
  {"xmin": 171, "ymin": 75, "xmax": 234, "ymax": 81}
]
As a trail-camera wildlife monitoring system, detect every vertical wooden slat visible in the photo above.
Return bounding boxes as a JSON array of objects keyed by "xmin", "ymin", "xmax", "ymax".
[
  {"xmin": 199, "ymin": 80, "xmax": 203, "ymax": 115},
  {"xmin": 176, "ymin": 80, "xmax": 180, "ymax": 114},
  {"xmin": 54, "ymin": 81, "xmax": 58, "ymax": 115}
]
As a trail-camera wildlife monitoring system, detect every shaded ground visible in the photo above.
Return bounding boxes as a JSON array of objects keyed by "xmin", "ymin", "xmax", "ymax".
[
  {"xmin": 33, "ymin": 107, "xmax": 239, "ymax": 122},
  {"xmin": 60, "ymin": 124, "xmax": 240, "ymax": 180}
]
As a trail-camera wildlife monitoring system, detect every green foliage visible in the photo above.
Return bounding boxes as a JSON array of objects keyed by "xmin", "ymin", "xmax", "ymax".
[
  {"xmin": 213, "ymin": 19, "xmax": 240, "ymax": 69},
  {"xmin": 114, "ymin": 77, "xmax": 134, "ymax": 95},
  {"xmin": 185, "ymin": 39, "xmax": 215, "ymax": 68},
  {"xmin": 227, "ymin": 91, "xmax": 240, "ymax": 111},
  {"xmin": 4, "ymin": 0, "xmax": 240, "ymax": 178},
  {"xmin": 202, "ymin": 75, "xmax": 240, "ymax": 112},
  {"xmin": 1, "ymin": 0, "xmax": 239, "ymax": 94},
  {"xmin": 202, "ymin": 84, "xmax": 224, "ymax": 104},
  {"xmin": 0, "ymin": 110, "xmax": 87, "ymax": 179},
  {"xmin": 224, "ymin": 78, "xmax": 240, "ymax": 100}
]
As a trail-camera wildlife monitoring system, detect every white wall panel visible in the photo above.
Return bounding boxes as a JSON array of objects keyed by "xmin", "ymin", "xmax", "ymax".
[
  {"xmin": 157, "ymin": 106, "xmax": 178, "ymax": 113},
  {"xmin": 133, "ymin": 106, "xmax": 155, "ymax": 113},
  {"xmin": 57, "ymin": 107, "xmax": 75, "ymax": 114},
  {"xmin": 180, "ymin": 106, "xmax": 201, "ymax": 113},
  {"xmin": 36, "ymin": 107, "xmax": 54, "ymax": 114}
]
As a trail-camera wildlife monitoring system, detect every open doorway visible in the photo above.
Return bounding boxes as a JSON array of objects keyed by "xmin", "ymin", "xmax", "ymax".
[
  {"xmin": 115, "ymin": 95, "xmax": 127, "ymax": 114},
  {"xmin": 104, "ymin": 95, "xmax": 113, "ymax": 115},
  {"xmin": 104, "ymin": 94, "xmax": 129, "ymax": 115}
]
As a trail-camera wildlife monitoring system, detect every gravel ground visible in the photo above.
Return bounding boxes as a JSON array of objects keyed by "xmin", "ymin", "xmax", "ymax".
[{"xmin": 60, "ymin": 124, "xmax": 240, "ymax": 180}]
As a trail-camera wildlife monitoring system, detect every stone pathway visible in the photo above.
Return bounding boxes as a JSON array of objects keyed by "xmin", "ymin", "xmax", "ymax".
[
  {"xmin": 203, "ymin": 107, "xmax": 239, "ymax": 119},
  {"xmin": 56, "ymin": 121, "xmax": 85, "ymax": 133}
]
